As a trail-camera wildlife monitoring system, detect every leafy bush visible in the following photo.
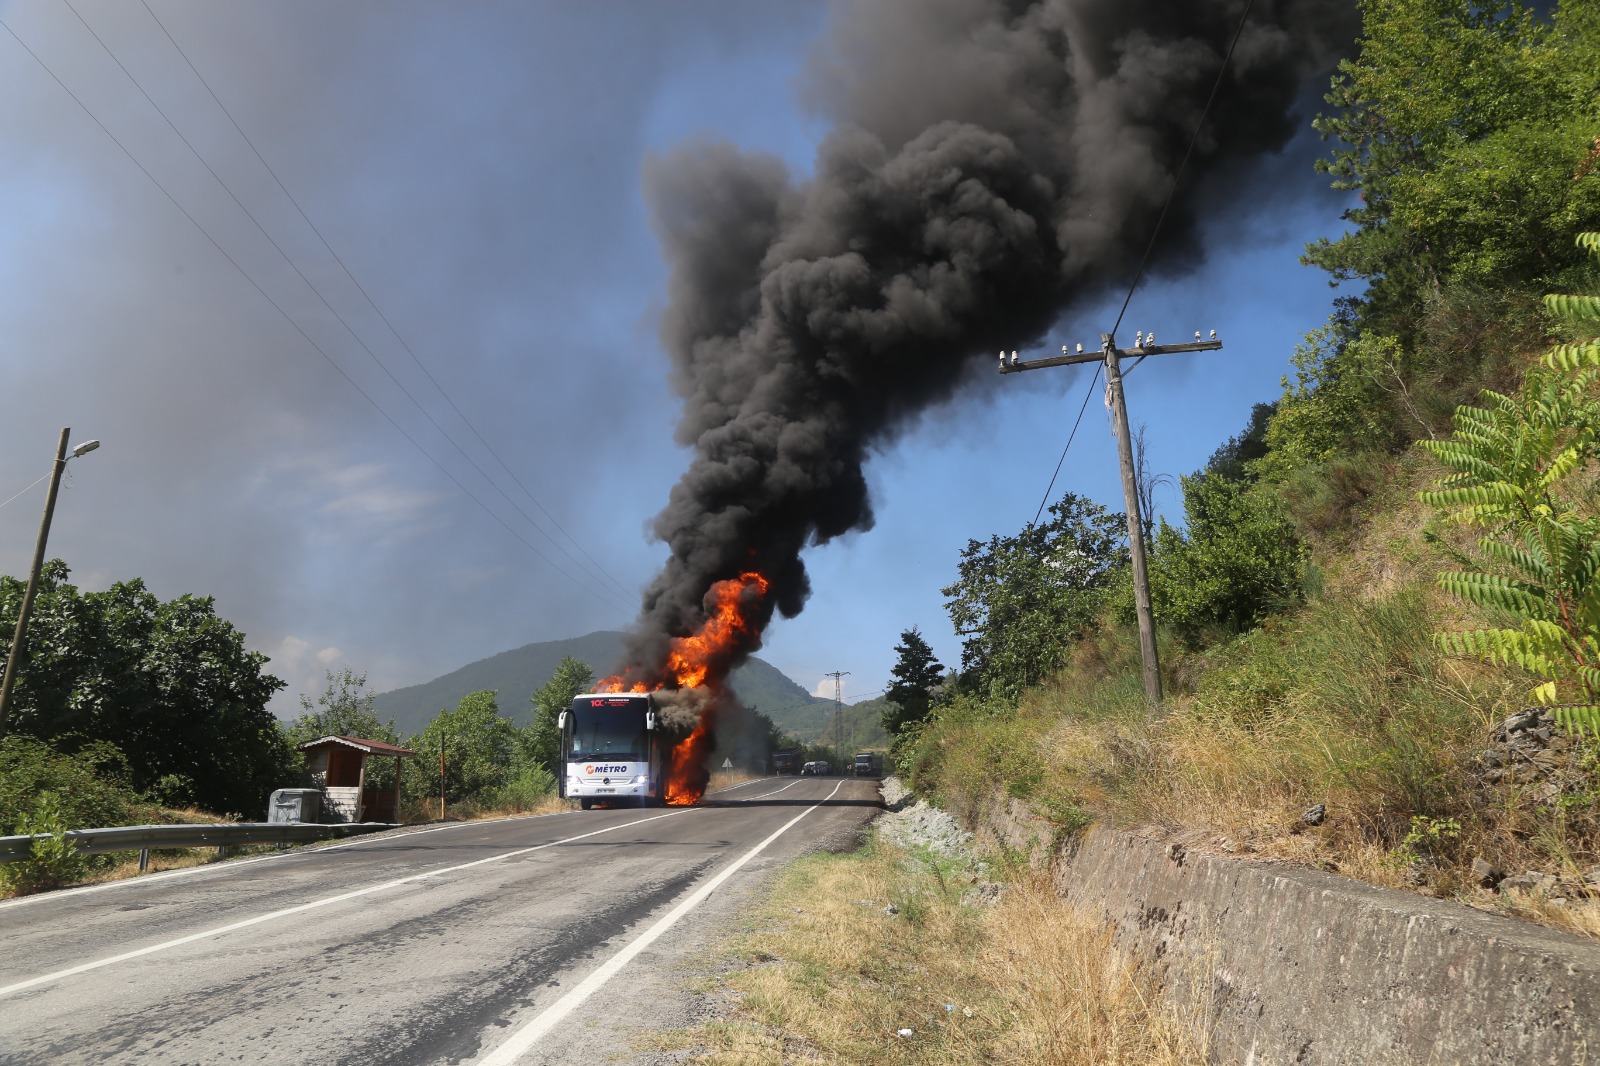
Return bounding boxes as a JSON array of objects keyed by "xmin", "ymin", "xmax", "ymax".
[
  {"xmin": 2, "ymin": 791, "xmax": 86, "ymax": 896},
  {"xmin": 1256, "ymin": 325, "xmax": 1404, "ymax": 484},
  {"xmin": 491, "ymin": 765, "xmax": 557, "ymax": 812},
  {"xmin": 1422, "ymin": 236, "xmax": 1600, "ymax": 727},
  {"xmin": 0, "ymin": 734, "xmax": 147, "ymax": 832},
  {"xmin": 1146, "ymin": 473, "xmax": 1307, "ymax": 642}
]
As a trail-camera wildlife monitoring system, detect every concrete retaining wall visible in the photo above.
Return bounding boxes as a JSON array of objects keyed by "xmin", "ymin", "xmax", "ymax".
[{"xmin": 972, "ymin": 797, "xmax": 1600, "ymax": 1065}]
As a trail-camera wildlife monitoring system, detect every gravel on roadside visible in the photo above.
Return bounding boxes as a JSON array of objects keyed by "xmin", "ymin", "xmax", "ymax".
[{"xmin": 874, "ymin": 776, "xmax": 975, "ymax": 859}]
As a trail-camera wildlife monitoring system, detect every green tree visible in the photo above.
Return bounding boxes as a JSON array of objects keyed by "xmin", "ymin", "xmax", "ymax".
[
  {"xmin": 1422, "ymin": 234, "xmax": 1600, "ymax": 728},
  {"xmin": 942, "ymin": 493, "xmax": 1127, "ymax": 699},
  {"xmin": 1204, "ymin": 402, "xmax": 1276, "ymax": 482},
  {"xmin": 1306, "ymin": 0, "xmax": 1600, "ymax": 309},
  {"xmin": 286, "ymin": 669, "xmax": 400, "ymax": 788},
  {"xmin": 286, "ymin": 668, "xmax": 398, "ymax": 746},
  {"xmin": 1147, "ymin": 473, "xmax": 1307, "ymax": 643},
  {"xmin": 408, "ymin": 691, "xmax": 517, "ymax": 805},
  {"xmin": 883, "ymin": 627, "xmax": 944, "ymax": 736},
  {"xmin": 526, "ymin": 657, "xmax": 593, "ymax": 774},
  {"xmin": 0, "ymin": 561, "xmax": 292, "ymax": 816}
]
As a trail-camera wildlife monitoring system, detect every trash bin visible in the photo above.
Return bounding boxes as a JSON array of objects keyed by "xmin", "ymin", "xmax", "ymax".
[{"xmin": 268, "ymin": 788, "xmax": 322, "ymax": 824}]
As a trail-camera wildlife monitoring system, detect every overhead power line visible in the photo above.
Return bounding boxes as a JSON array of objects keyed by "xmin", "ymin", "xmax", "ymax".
[
  {"xmin": 60, "ymin": 0, "xmax": 636, "ymax": 609},
  {"xmin": 1026, "ymin": 0, "xmax": 1256, "ymax": 527},
  {"xmin": 1031, "ymin": 363, "xmax": 1102, "ymax": 528},
  {"xmin": 1010, "ymin": 1, "xmax": 1255, "ymax": 704},
  {"xmin": 0, "ymin": 12, "xmax": 635, "ymax": 615},
  {"xmin": 1109, "ymin": 0, "xmax": 1256, "ymax": 341},
  {"xmin": 136, "ymin": 0, "xmax": 636, "ymax": 605}
]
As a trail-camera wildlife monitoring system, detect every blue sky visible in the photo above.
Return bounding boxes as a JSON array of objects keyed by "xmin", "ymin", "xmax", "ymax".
[{"xmin": 0, "ymin": 1, "xmax": 1350, "ymax": 714}]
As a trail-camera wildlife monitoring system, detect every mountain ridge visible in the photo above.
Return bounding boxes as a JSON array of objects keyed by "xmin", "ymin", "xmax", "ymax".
[{"xmin": 372, "ymin": 630, "xmax": 852, "ymax": 740}]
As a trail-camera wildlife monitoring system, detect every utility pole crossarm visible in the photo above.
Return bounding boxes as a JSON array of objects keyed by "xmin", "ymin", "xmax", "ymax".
[
  {"xmin": 994, "ymin": 331, "xmax": 1226, "ymax": 707},
  {"xmin": 998, "ymin": 339, "xmax": 1221, "ymax": 375}
]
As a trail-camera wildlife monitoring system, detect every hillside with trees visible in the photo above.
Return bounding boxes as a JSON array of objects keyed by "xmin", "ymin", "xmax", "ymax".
[
  {"xmin": 373, "ymin": 630, "xmax": 833, "ymax": 738},
  {"xmin": 884, "ymin": 0, "xmax": 1600, "ymax": 935}
]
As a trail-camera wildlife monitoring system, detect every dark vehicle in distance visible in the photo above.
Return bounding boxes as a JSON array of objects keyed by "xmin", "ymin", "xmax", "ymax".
[
  {"xmin": 771, "ymin": 749, "xmax": 800, "ymax": 775},
  {"xmin": 853, "ymin": 752, "xmax": 884, "ymax": 778}
]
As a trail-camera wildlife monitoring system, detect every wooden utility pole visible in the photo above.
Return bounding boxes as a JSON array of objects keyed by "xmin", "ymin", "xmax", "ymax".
[
  {"xmin": 0, "ymin": 428, "xmax": 74, "ymax": 740},
  {"xmin": 1000, "ymin": 331, "xmax": 1223, "ymax": 705}
]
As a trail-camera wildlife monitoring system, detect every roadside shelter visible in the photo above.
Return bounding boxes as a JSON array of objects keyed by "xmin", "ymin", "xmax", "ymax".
[{"xmin": 298, "ymin": 735, "xmax": 417, "ymax": 823}]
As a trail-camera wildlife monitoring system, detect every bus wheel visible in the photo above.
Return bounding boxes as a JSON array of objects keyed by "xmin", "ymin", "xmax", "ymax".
[{"xmin": 579, "ymin": 798, "xmax": 593, "ymax": 811}]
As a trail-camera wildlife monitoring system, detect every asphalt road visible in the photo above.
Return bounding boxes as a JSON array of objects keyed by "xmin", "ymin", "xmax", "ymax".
[{"xmin": 0, "ymin": 776, "xmax": 881, "ymax": 1065}]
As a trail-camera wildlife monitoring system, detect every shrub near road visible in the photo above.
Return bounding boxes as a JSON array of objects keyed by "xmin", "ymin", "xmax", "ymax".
[{"xmin": 672, "ymin": 834, "xmax": 1204, "ymax": 1066}]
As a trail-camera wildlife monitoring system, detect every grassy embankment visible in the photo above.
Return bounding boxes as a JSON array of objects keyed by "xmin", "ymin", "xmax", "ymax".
[
  {"xmin": 901, "ymin": 442, "xmax": 1600, "ymax": 939},
  {"xmin": 654, "ymin": 835, "xmax": 1208, "ymax": 1066}
]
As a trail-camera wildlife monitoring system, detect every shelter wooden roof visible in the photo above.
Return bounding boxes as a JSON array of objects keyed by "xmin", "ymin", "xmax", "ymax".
[{"xmin": 297, "ymin": 735, "xmax": 417, "ymax": 758}]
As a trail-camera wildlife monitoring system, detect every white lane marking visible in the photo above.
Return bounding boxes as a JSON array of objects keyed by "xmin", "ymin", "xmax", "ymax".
[
  {"xmin": 0, "ymin": 810, "xmax": 688, "ymax": 999},
  {"xmin": 477, "ymin": 780, "xmax": 847, "ymax": 1066},
  {"xmin": 0, "ymin": 809, "xmax": 583, "ymax": 911},
  {"xmin": 745, "ymin": 777, "xmax": 805, "ymax": 800}
]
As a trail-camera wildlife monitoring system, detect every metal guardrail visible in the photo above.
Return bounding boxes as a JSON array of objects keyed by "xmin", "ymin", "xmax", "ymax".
[{"xmin": 0, "ymin": 821, "xmax": 396, "ymax": 864}]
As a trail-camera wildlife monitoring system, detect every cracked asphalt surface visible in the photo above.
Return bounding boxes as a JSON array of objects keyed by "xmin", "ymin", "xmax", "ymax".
[{"xmin": 0, "ymin": 776, "xmax": 881, "ymax": 1065}]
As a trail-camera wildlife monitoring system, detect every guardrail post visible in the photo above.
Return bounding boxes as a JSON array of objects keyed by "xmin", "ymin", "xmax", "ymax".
[{"xmin": 138, "ymin": 848, "xmax": 149, "ymax": 873}]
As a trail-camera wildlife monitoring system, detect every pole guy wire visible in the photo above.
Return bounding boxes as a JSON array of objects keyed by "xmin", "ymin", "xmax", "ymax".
[{"xmin": 1031, "ymin": 0, "xmax": 1256, "ymax": 525}]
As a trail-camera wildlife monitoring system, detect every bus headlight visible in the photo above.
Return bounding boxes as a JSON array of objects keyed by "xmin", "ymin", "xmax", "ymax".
[{"xmin": 632, "ymin": 775, "xmax": 648, "ymax": 785}]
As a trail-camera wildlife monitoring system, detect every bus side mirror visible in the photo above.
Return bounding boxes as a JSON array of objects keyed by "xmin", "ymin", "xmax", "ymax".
[
  {"xmin": 557, "ymin": 711, "xmax": 567, "ymax": 731},
  {"xmin": 646, "ymin": 711, "xmax": 656, "ymax": 731}
]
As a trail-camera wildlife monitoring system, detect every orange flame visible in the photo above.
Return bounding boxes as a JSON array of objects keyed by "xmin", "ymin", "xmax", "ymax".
[
  {"xmin": 595, "ymin": 571, "xmax": 770, "ymax": 804},
  {"xmin": 664, "ymin": 720, "xmax": 714, "ymax": 805}
]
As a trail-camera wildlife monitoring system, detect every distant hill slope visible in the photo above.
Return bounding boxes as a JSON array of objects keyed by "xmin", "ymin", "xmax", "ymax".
[{"xmin": 373, "ymin": 630, "xmax": 837, "ymax": 738}]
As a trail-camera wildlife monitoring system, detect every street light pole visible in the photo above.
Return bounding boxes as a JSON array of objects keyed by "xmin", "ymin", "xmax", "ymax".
[{"xmin": 0, "ymin": 429, "xmax": 100, "ymax": 740}]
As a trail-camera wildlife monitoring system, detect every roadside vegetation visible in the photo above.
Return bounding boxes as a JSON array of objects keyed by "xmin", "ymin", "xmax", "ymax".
[
  {"xmin": 661, "ymin": 835, "xmax": 1206, "ymax": 1066},
  {"xmin": 0, "ymin": 638, "xmax": 810, "ymax": 896},
  {"xmin": 877, "ymin": 0, "xmax": 1600, "ymax": 937}
]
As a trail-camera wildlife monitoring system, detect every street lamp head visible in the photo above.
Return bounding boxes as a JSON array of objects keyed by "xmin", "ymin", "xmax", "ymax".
[{"xmin": 70, "ymin": 440, "xmax": 100, "ymax": 458}]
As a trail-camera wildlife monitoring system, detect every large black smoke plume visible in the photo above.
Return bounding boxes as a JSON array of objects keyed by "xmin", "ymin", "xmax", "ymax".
[{"xmin": 621, "ymin": 0, "xmax": 1355, "ymax": 681}]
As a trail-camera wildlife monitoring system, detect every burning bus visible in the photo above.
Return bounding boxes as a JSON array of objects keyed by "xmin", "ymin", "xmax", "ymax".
[{"xmin": 558, "ymin": 692, "xmax": 667, "ymax": 809}]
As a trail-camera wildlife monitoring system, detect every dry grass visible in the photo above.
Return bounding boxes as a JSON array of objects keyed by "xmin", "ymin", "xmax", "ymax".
[
  {"xmin": 658, "ymin": 835, "xmax": 1208, "ymax": 1065},
  {"xmin": 80, "ymin": 844, "xmax": 286, "ymax": 886},
  {"xmin": 706, "ymin": 770, "xmax": 762, "ymax": 793}
]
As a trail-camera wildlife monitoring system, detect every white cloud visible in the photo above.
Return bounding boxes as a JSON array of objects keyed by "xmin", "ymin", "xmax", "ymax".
[
  {"xmin": 251, "ymin": 436, "xmax": 446, "ymax": 544},
  {"xmin": 269, "ymin": 634, "xmax": 346, "ymax": 719}
]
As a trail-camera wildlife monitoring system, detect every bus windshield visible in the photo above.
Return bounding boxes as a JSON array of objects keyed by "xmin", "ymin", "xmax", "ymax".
[{"xmin": 568, "ymin": 700, "xmax": 648, "ymax": 760}]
